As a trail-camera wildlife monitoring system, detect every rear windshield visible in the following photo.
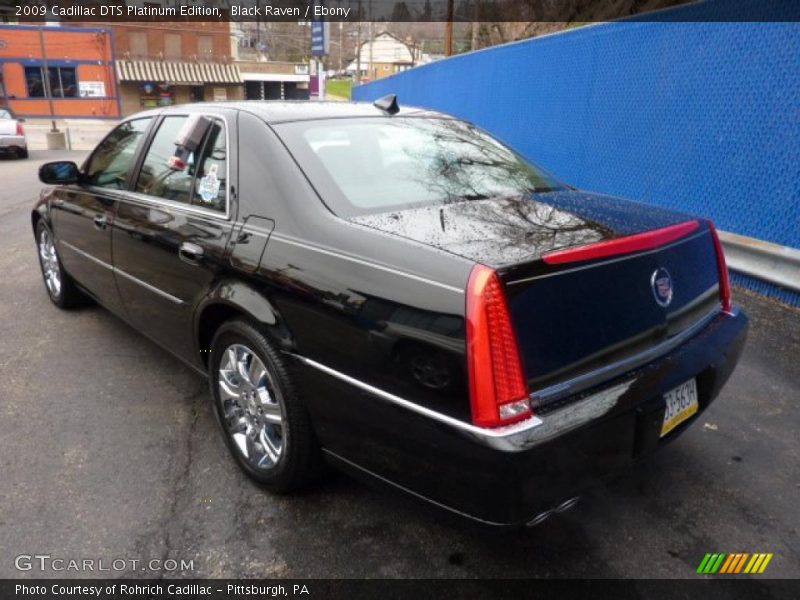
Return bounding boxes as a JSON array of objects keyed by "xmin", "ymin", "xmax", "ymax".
[{"xmin": 274, "ymin": 117, "xmax": 563, "ymax": 217}]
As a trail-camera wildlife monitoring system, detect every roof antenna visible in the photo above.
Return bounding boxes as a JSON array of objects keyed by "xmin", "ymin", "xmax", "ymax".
[{"xmin": 373, "ymin": 94, "xmax": 400, "ymax": 115}]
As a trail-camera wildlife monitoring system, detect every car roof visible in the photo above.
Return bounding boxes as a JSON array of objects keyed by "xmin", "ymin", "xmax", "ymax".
[{"xmin": 154, "ymin": 100, "xmax": 453, "ymax": 124}]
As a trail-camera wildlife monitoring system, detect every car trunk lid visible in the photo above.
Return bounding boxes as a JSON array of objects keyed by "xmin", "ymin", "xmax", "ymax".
[
  {"xmin": 502, "ymin": 224, "xmax": 720, "ymax": 401},
  {"xmin": 0, "ymin": 119, "xmax": 18, "ymax": 136}
]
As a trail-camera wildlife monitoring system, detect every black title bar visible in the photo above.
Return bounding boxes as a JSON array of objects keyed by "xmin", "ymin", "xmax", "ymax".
[
  {"xmin": 2, "ymin": 579, "xmax": 799, "ymax": 600},
  {"xmin": 2, "ymin": 0, "xmax": 799, "ymax": 23}
]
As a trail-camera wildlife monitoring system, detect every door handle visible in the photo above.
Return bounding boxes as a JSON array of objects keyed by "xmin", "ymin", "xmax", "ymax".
[
  {"xmin": 179, "ymin": 242, "xmax": 204, "ymax": 265},
  {"xmin": 93, "ymin": 214, "xmax": 108, "ymax": 230}
]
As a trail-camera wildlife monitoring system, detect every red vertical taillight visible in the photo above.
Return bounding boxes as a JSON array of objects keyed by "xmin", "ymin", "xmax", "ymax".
[
  {"xmin": 15, "ymin": 122, "xmax": 24, "ymax": 136},
  {"xmin": 466, "ymin": 264, "xmax": 532, "ymax": 427},
  {"xmin": 706, "ymin": 220, "xmax": 732, "ymax": 314}
]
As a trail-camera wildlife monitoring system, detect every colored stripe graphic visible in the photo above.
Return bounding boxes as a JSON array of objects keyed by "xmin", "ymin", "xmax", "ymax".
[
  {"xmin": 710, "ymin": 553, "xmax": 726, "ymax": 573},
  {"xmin": 697, "ymin": 554, "xmax": 713, "ymax": 574},
  {"xmin": 758, "ymin": 554, "xmax": 773, "ymax": 573},
  {"xmin": 744, "ymin": 554, "xmax": 759, "ymax": 574},
  {"xmin": 734, "ymin": 553, "xmax": 750, "ymax": 573},
  {"xmin": 702, "ymin": 553, "xmax": 774, "ymax": 575},
  {"xmin": 720, "ymin": 554, "xmax": 736, "ymax": 574},
  {"xmin": 701, "ymin": 554, "xmax": 719, "ymax": 573}
]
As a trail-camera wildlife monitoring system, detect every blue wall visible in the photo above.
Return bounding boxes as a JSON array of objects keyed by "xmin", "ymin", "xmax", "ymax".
[{"xmin": 353, "ymin": 13, "xmax": 800, "ymax": 306}]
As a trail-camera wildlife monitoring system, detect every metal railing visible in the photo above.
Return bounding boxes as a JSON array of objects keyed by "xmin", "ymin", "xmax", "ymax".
[{"xmin": 720, "ymin": 231, "xmax": 800, "ymax": 293}]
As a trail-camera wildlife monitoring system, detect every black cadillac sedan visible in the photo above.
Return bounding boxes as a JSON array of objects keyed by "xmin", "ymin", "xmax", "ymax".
[{"xmin": 32, "ymin": 99, "xmax": 747, "ymax": 526}]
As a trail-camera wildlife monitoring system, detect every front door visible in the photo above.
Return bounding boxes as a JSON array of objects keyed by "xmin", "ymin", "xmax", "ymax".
[
  {"xmin": 52, "ymin": 118, "xmax": 153, "ymax": 315},
  {"xmin": 111, "ymin": 113, "xmax": 235, "ymax": 365}
]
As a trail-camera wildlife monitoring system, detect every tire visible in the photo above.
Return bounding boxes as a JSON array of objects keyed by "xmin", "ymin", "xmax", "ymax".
[
  {"xmin": 209, "ymin": 319, "xmax": 320, "ymax": 492},
  {"xmin": 17, "ymin": 147, "xmax": 28, "ymax": 159},
  {"xmin": 35, "ymin": 220, "xmax": 86, "ymax": 309}
]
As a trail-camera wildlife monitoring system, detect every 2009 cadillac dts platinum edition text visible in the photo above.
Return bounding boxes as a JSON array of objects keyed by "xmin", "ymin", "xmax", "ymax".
[{"xmin": 32, "ymin": 98, "xmax": 748, "ymax": 527}]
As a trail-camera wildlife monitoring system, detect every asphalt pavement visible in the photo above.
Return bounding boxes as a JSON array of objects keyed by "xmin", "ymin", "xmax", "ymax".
[{"xmin": 0, "ymin": 151, "xmax": 798, "ymax": 581}]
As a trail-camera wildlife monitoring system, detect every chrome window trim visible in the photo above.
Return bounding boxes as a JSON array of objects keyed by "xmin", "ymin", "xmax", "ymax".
[
  {"xmin": 270, "ymin": 233, "xmax": 465, "ymax": 294},
  {"xmin": 114, "ymin": 190, "xmax": 232, "ymax": 221},
  {"xmin": 113, "ymin": 112, "xmax": 233, "ymax": 221},
  {"xmin": 60, "ymin": 240, "xmax": 184, "ymax": 306}
]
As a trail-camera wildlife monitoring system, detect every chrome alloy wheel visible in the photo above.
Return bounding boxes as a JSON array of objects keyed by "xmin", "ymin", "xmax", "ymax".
[
  {"xmin": 38, "ymin": 228, "xmax": 61, "ymax": 298},
  {"xmin": 218, "ymin": 344, "xmax": 285, "ymax": 470}
]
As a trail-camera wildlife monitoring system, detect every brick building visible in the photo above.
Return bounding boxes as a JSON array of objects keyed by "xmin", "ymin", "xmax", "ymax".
[
  {"xmin": 98, "ymin": 21, "xmax": 243, "ymax": 115},
  {"xmin": 0, "ymin": 24, "xmax": 120, "ymax": 119}
]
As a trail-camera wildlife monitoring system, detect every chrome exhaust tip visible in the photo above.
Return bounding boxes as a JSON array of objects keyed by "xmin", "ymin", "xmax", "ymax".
[
  {"xmin": 526, "ymin": 510, "xmax": 553, "ymax": 527},
  {"xmin": 554, "ymin": 496, "xmax": 581, "ymax": 513},
  {"xmin": 525, "ymin": 496, "xmax": 581, "ymax": 527}
]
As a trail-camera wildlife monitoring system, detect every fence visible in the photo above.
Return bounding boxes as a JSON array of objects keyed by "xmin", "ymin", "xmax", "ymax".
[{"xmin": 353, "ymin": 4, "xmax": 800, "ymax": 306}]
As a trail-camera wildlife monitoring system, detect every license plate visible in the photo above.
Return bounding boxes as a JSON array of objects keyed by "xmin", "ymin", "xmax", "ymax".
[{"xmin": 660, "ymin": 378, "xmax": 699, "ymax": 437}]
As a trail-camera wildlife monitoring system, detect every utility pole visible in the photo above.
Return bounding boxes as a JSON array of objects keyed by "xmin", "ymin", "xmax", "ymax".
[
  {"xmin": 355, "ymin": 1, "xmax": 361, "ymax": 84},
  {"xmin": 471, "ymin": 0, "xmax": 480, "ymax": 51},
  {"xmin": 37, "ymin": 26, "xmax": 57, "ymax": 132},
  {"xmin": 38, "ymin": 23, "xmax": 66, "ymax": 149},
  {"xmin": 445, "ymin": 0, "xmax": 454, "ymax": 56},
  {"xmin": 338, "ymin": 22, "xmax": 343, "ymax": 72},
  {"xmin": 367, "ymin": 5, "xmax": 373, "ymax": 81}
]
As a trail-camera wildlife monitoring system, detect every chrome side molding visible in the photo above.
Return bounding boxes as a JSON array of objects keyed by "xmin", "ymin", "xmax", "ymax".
[
  {"xmin": 60, "ymin": 240, "xmax": 185, "ymax": 306},
  {"xmin": 289, "ymin": 354, "xmax": 544, "ymax": 444}
]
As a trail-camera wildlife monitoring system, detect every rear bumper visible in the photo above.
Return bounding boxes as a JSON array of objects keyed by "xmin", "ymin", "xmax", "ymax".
[
  {"xmin": 0, "ymin": 135, "xmax": 26, "ymax": 150},
  {"xmin": 298, "ymin": 306, "xmax": 748, "ymax": 526}
]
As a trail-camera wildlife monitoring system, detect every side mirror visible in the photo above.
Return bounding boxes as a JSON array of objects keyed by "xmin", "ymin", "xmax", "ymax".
[{"xmin": 39, "ymin": 161, "xmax": 80, "ymax": 185}]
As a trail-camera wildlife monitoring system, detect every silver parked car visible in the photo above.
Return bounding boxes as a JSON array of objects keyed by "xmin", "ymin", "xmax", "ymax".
[{"xmin": 0, "ymin": 108, "xmax": 27, "ymax": 159}]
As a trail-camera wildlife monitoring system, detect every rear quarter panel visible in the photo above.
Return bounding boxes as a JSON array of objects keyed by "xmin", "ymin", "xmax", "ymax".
[{"xmin": 232, "ymin": 110, "xmax": 476, "ymax": 472}]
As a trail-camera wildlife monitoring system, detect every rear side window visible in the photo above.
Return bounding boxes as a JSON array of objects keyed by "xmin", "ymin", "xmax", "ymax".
[
  {"xmin": 84, "ymin": 118, "xmax": 151, "ymax": 189},
  {"xmin": 135, "ymin": 115, "xmax": 227, "ymax": 212}
]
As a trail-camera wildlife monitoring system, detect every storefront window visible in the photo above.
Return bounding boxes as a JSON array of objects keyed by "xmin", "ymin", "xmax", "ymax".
[
  {"xmin": 140, "ymin": 82, "xmax": 174, "ymax": 108},
  {"xmin": 24, "ymin": 66, "xmax": 78, "ymax": 98},
  {"xmin": 24, "ymin": 66, "xmax": 44, "ymax": 97}
]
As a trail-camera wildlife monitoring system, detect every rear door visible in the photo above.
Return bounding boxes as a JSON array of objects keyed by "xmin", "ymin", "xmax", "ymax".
[
  {"xmin": 111, "ymin": 112, "xmax": 235, "ymax": 364},
  {"xmin": 51, "ymin": 118, "xmax": 153, "ymax": 315}
]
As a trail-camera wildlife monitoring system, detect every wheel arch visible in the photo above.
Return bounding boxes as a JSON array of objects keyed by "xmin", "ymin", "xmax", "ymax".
[
  {"xmin": 31, "ymin": 202, "xmax": 50, "ymax": 234},
  {"xmin": 31, "ymin": 190, "xmax": 56, "ymax": 233},
  {"xmin": 195, "ymin": 280, "xmax": 293, "ymax": 369}
]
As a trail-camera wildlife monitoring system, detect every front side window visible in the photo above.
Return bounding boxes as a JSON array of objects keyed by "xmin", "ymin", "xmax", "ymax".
[
  {"xmin": 84, "ymin": 118, "xmax": 152, "ymax": 189},
  {"xmin": 274, "ymin": 117, "xmax": 562, "ymax": 217},
  {"xmin": 25, "ymin": 66, "xmax": 77, "ymax": 98},
  {"xmin": 135, "ymin": 116, "xmax": 227, "ymax": 212}
]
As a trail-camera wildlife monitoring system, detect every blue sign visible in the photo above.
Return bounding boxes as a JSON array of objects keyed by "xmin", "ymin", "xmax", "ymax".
[{"xmin": 311, "ymin": 3, "xmax": 329, "ymax": 57}]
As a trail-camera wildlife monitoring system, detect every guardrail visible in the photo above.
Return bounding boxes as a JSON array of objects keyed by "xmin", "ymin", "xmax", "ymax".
[{"xmin": 720, "ymin": 232, "xmax": 800, "ymax": 293}]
